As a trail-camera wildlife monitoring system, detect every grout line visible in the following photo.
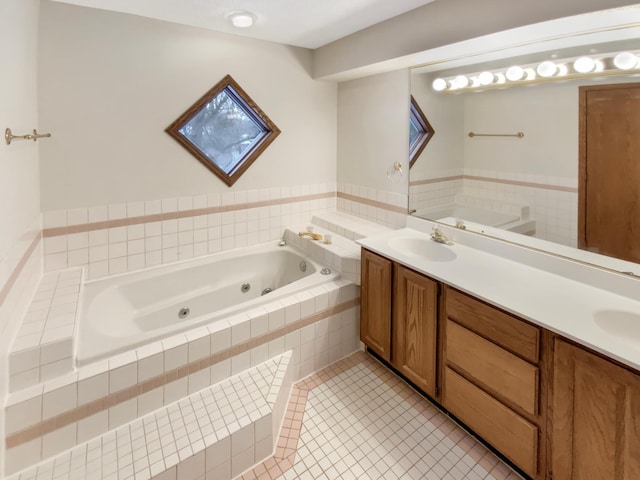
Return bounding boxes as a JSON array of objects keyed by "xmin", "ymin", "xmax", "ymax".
[{"xmin": 5, "ymin": 297, "xmax": 359, "ymax": 449}]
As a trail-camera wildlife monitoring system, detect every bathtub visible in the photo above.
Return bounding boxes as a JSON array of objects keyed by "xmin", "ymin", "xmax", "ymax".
[
  {"xmin": 76, "ymin": 241, "xmax": 338, "ymax": 365},
  {"xmin": 416, "ymin": 204, "xmax": 519, "ymax": 227},
  {"xmin": 415, "ymin": 203, "xmax": 536, "ymax": 234}
]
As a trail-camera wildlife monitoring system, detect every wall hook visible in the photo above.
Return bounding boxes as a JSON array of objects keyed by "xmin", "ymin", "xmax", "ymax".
[{"xmin": 5, "ymin": 128, "xmax": 52, "ymax": 145}]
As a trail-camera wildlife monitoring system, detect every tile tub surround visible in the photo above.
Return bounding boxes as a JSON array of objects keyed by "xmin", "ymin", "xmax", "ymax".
[
  {"xmin": 9, "ymin": 269, "xmax": 83, "ymax": 392},
  {"xmin": 409, "ymin": 172, "xmax": 578, "ymax": 247},
  {"xmin": 4, "ymin": 278, "xmax": 360, "ymax": 474},
  {"xmin": 7, "ymin": 352, "xmax": 295, "ymax": 480},
  {"xmin": 239, "ymin": 352, "xmax": 522, "ymax": 480},
  {"xmin": 336, "ymin": 183, "xmax": 408, "ymax": 230},
  {"xmin": 42, "ymin": 184, "xmax": 337, "ymax": 280}
]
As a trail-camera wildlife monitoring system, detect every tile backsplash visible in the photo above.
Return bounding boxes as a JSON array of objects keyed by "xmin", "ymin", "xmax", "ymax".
[
  {"xmin": 42, "ymin": 185, "xmax": 337, "ymax": 280},
  {"xmin": 409, "ymin": 170, "xmax": 578, "ymax": 247}
]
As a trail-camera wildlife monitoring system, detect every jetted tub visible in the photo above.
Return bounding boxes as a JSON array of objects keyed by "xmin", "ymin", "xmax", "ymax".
[{"xmin": 76, "ymin": 241, "xmax": 338, "ymax": 365}]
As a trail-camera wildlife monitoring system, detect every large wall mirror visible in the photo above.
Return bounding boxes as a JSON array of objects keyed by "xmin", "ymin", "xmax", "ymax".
[{"xmin": 409, "ymin": 35, "xmax": 640, "ymax": 274}]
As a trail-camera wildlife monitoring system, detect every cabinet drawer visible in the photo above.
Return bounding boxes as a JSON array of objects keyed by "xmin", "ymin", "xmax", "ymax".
[
  {"xmin": 444, "ymin": 367, "xmax": 539, "ymax": 477},
  {"xmin": 446, "ymin": 319, "xmax": 539, "ymax": 415},
  {"xmin": 446, "ymin": 288, "xmax": 540, "ymax": 363}
]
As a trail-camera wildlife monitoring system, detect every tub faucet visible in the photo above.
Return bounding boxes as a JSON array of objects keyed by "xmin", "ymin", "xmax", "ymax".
[
  {"xmin": 298, "ymin": 231, "xmax": 323, "ymax": 241},
  {"xmin": 431, "ymin": 226, "xmax": 452, "ymax": 244}
]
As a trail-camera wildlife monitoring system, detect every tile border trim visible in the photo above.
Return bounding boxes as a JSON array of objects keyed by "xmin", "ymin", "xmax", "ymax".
[
  {"xmin": 337, "ymin": 192, "xmax": 407, "ymax": 214},
  {"xmin": 42, "ymin": 192, "xmax": 335, "ymax": 238},
  {"xmin": 5, "ymin": 297, "xmax": 359, "ymax": 450},
  {"xmin": 410, "ymin": 174, "xmax": 578, "ymax": 193}
]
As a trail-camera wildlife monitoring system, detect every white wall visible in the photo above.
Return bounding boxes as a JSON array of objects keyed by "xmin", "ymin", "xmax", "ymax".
[
  {"xmin": 0, "ymin": 0, "xmax": 42, "ymax": 475},
  {"xmin": 337, "ymin": 69, "xmax": 410, "ymax": 195},
  {"xmin": 38, "ymin": 2, "xmax": 337, "ymax": 211}
]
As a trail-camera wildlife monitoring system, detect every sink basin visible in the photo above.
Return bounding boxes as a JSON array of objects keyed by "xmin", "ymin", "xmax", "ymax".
[
  {"xmin": 387, "ymin": 236, "xmax": 457, "ymax": 262},
  {"xmin": 594, "ymin": 310, "xmax": 640, "ymax": 346}
]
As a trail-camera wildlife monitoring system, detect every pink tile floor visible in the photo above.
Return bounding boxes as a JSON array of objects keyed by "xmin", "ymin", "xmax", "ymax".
[{"xmin": 239, "ymin": 352, "xmax": 524, "ymax": 480}]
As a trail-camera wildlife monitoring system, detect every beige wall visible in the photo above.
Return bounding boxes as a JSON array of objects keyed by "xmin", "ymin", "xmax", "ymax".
[
  {"xmin": 337, "ymin": 69, "xmax": 410, "ymax": 195},
  {"xmin": 38, "ymin": 2, "xmax": 337, "ymax": 211},
  {"xmin": 0, "ymin": 1, "xmax": 41, "ymax": 258},
  {"xmin": 0, "ymin": 0, "xmax": 42, "ymax": 474}
]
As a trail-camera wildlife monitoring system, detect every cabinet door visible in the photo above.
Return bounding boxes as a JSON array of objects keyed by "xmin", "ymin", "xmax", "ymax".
[
  {"xmin": 392, "ymin": 264, "xmax": 438, "ymax": 397},
  {"xmin": 360, "ymin": 249, "xmax": 392, "ymax": 361},
  {"xmin": 552, "ymin": 339, "xmax": 640, "ymax": 480}
]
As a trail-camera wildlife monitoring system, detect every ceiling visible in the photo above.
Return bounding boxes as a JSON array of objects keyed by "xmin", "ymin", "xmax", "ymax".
[{"xmin": 50, "ymin": 0, "xmax": 438, "ymax": 49}]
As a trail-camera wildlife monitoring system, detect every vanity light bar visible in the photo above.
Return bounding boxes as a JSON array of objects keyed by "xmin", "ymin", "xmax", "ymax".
[{"xmin": 432, "ymin": 50, "xmax": 640, "ymax": 93}]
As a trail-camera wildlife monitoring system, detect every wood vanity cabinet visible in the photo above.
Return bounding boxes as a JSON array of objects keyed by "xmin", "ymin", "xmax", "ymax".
[
  {"xmin": 441, "ymin": 288, "xmax": 547, "ymax": 479},
  {"xmin": 360, "ymin": 249, "xmax": 439, "ymax": 397},
  {"xmin": 551, "ymin": 339, "xmax": 640, "ymax": 479},
  {"xmin": 360, "ymin": 247, "xmax": 640, "ymax": 480}
]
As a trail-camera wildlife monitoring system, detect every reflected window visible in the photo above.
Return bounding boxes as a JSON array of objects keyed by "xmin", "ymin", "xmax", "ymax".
[
  {"xmin": 409, "ymin": 95, "xmax": 435, "ymax": 168},
  {"xmin": 166, "ymin": 75, "xmax": 280, "ymax": 186}
]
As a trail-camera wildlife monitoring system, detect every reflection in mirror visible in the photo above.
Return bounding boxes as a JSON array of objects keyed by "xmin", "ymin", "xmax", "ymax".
[
  {"xmin": 409, "ymin": 96, "xmax": 435, "ymax": 168},
  {"xmin": 166, "ymin": 74, "xmax": 280, "ymax": 186},
  {"xmin": 409, "ymin": 40, "xmax": 640, "ymax": 271}
]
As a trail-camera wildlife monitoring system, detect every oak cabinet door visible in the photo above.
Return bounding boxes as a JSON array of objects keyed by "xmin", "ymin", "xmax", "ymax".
[
  {"xmin": 552, "ymin": 339, "xmax": 640, "ymax": 480},
  {"xmin": 360, "ymin": 249, "xmax": 392, "ymax": 361},
  {"xmin": 392, "ymin": 264, "xmax": 438, "ymax": 397}
]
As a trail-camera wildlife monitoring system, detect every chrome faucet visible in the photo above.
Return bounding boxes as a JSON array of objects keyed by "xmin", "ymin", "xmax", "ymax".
[
  {"xmin": 298, "ymin": 231, "xmax": 323, "ymax": 241},
  {"xmin": 431, "ymin": 226, "xmax": 452, "ymax": 244}
]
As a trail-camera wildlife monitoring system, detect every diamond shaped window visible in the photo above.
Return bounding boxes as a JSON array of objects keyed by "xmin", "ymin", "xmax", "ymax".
[
  {"xmin": 409, "ymin": 95, "xmax": 435, "ymax": 168},
  {"xmin": 166, "ymin": 75, "xmax": 280, "ymax": 186}
]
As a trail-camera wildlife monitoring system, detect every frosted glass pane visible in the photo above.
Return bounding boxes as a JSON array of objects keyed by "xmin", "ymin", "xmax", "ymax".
[{"xmin": 179, "ymin": 90, "xmax": 264, "ymax": 174}]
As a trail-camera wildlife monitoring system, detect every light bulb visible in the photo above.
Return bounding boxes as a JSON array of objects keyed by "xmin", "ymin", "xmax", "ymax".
[
  {"xmin": 613, "ymin": 52, "xmax": 638, "ymax": 70},
  {"xmin": 537, "ymin": 61, "xmax": 557, "ymax": 78},
  {"xmin": 505, "ymin": 66, "xmax": 524, "ymax": 81},
  {"xmin": 573, "ymin": 56, "xmax": 596, "ymax": 73},
  {"xmin": 452, "ymin": 75, "xmax": 469, "ymax": 89},
  {"xmin": 432, "ymin": 78, "xmax": 447, "ymax": 91},
  {"xmin": 478, "ymin": 71, "xmax": 494, "ymax": 86}
]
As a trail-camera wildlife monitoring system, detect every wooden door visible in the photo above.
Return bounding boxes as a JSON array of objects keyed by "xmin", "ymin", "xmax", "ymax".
[
  {"xmin": 579, "ymin": 83, "xmax": 640, "ymax": 263},
  {"xmin": 360, "ymin": 249, "xmax": 392, "ymax": 361},
  {"xmin": 392, "ymin": 264, "xmax": 438, "ymax": 397},
  {"xmin": 552, "ymin": 339, "xmax": 640, "ymax": 479}
]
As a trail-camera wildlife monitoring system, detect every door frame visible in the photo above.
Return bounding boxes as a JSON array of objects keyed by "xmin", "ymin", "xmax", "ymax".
[{"xmin": 578, "ymin": 82, "xmax": 640, "ymax": 250}]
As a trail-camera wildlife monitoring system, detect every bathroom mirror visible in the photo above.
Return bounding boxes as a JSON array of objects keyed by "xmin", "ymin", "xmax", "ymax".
[{"xmin": 409, "ymin": 37, "xmax": 640, "ymax": 272}]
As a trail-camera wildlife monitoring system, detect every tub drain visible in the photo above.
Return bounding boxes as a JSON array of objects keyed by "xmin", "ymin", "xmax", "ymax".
[
  {"xmin": 299, "ymin": 261, "xmax": 307, "ymax": 272},
  {"xmin": 261, "ymin": 287, "xmax": 273, "ymax": 296},
  {"xmin": 178, "ymin": 307, "xmax": 190, "ymax": 319},
  {"xmin": 241, "ymin": 283, "xmax": 251, "ymax": 293}
]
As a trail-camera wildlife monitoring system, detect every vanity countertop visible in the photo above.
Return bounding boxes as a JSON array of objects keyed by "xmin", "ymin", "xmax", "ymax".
[{"xmin": 357, "ymin": 226, "xmax": 640, "ymax": 372}]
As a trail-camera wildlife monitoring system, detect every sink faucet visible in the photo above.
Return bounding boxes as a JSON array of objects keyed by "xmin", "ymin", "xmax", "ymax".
[
  {"xmin": 298, "ymin": 231, "xmax": 323, "ymax": 241},
  {"xmin": 431, "ymin": 226, "xmax": 452, "ymax": 244}
]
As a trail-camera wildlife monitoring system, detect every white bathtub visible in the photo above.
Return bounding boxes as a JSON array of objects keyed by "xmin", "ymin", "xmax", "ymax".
[
  {"xmin": 76, "ymin": 242, "xmax": 338, "ymax": 365},
  {"xmin": 417, "ymin": 204, "xmax": 519, "ymax": 227}
]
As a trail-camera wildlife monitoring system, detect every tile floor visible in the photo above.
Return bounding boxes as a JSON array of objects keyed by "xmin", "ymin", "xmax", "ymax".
[{"xmin": 240, "ymin": 352, "xmax": 523, "ymax": 480}]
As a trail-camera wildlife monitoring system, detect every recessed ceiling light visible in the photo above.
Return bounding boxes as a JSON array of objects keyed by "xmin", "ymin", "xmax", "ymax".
[{"xmin": 227, "ymin": 11, "xmax": 256, "ymax": 28}]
